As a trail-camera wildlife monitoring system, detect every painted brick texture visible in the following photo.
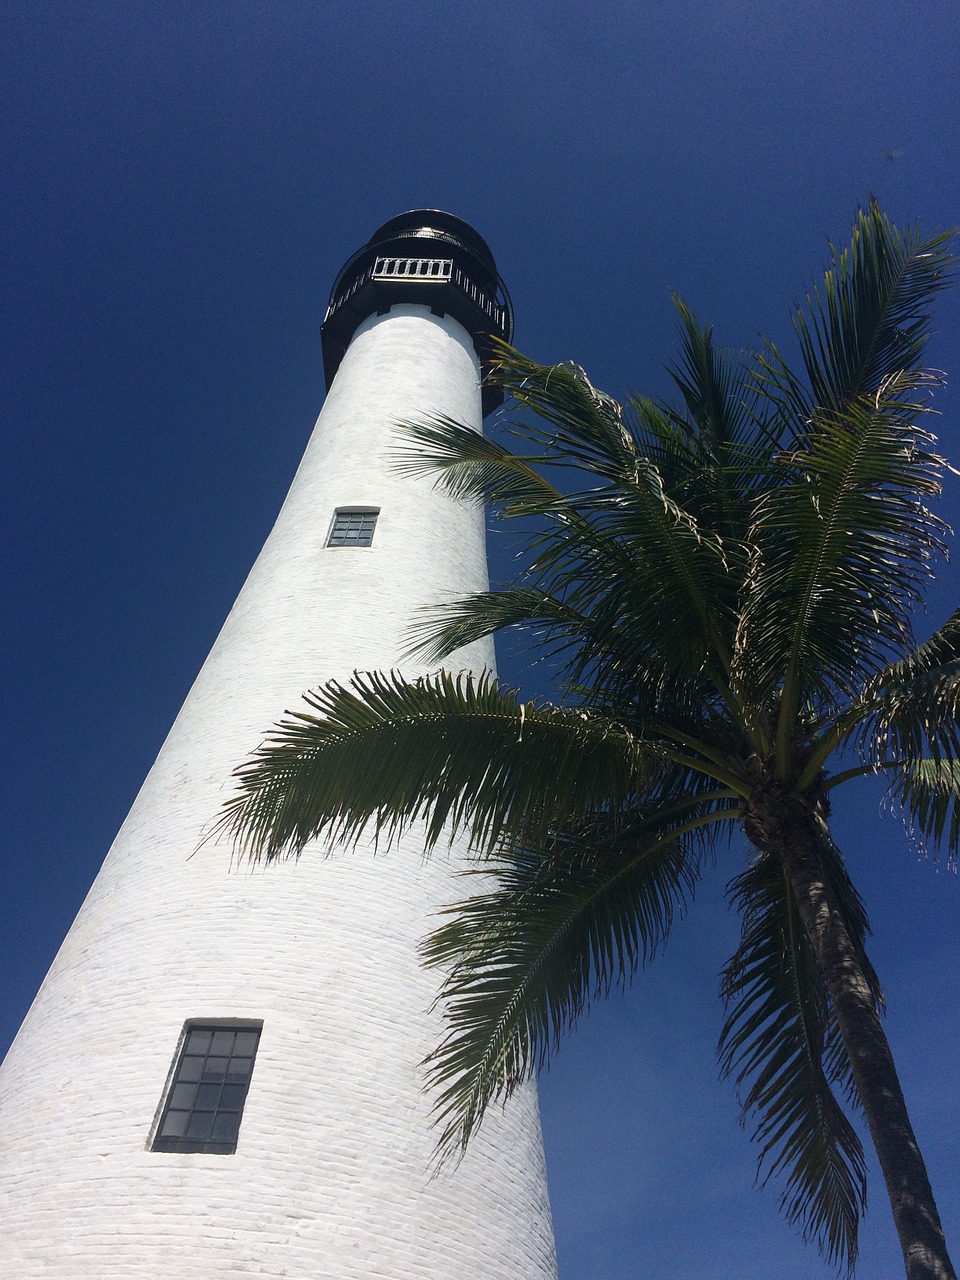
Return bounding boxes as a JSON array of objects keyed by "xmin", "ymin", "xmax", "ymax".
[{"xmin": 0, "ymin": 307, "xmax": 559, "ymax": 1278}]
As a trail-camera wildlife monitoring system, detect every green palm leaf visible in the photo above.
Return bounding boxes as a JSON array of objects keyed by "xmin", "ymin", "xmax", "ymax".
[
  {"xmin": 738, "ymin": 396, "xmax": 948, "ymax": 766},
  {"xmin": 489, "ymin": 343, "xmax": 640, "ymax": 479},
  {"xmin": 721, "ymin": 838, "xmax": 881, "ymax": 1272},
  {"xmin": 668, "ymin": 295, "xmax": 756, "ymax": 455},
  {"xmin": 889, "ymin": 758, "xmax": 960, "ymax": 867},
  {"xmin": 402, "ymin": 586, "xmax": 626, "ymax": 673},
  {"xmin": 850, "ymin": 607, "xmax": 960, "ymax": 765},
  {"xmin": 758, "ymin": 202, "xmax": 954, "ymax": 425},
  {"xmin": 219, "ymin": 670, "xmax": 666, "ymax": 862},
  {"xmin": 797, "ymin": 608, "xmax": 960, "ymax": 790},
  {"xmin": 394, "ymin": 414, "xmax": 563, "ymax": 510},
  {"xmin": 423, "ymin": 799, "xmax": 735, "ymax": 1160},
  {"xmin": 398, "ymin": 389, "xmax": 739, "ymax": 694}
]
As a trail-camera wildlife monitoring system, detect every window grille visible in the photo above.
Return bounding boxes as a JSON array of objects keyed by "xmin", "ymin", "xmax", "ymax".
[
  {"xmin": 372, "ymin": 256, "xmax": 453, "ymax": 281},
  {"xmin": 327, "ymin": 509, "xmax": 378, "ymax": 547},
  {"xmin": 152, "ymin": 1023, "xmax": 262, "ymax": 1155}
]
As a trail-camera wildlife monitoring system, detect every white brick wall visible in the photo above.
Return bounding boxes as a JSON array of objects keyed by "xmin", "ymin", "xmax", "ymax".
[{"xmin": 0, "ymin": 306, "xmax": 558, "ymax": 1278}]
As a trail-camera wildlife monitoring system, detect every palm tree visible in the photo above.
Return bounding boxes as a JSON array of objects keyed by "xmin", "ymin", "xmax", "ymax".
[{"xmin": 220, "ymin": 204, "xmax": 956, "ymax": 1279}]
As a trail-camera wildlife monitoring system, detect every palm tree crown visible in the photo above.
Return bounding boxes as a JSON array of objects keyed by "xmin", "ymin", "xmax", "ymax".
[{"xmin": 221, "ymin": 204, "xmax": 956, "ymax": 1280}]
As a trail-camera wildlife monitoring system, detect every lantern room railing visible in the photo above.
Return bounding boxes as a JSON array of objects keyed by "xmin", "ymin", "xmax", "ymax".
[{"xmin": 325, "ymin": 260, "xmax": 512, "ymax": 341}]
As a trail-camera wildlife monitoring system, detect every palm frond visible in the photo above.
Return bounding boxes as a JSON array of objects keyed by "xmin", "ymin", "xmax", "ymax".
[
  {"xmin": 402, "ymin": 586, "xmax": 622, "ymax": 670},
  {"xmin": 219, "ymin": 671, "xmax": 665, "ymax": 862},
  {"xmin": 395, "ymin": 409, "xmax": 739, "ymax": 695},
  {"xmin": 524, "ymin": 459, "xmax": 738, "ymax": 686},
  {"xmin": 667, "ymin": 296, "xmax": 757, "ymax": 454},
  {"xmin": 423, "ymin": 799, "xmax": 736, "ymax": 1160},
  {"xmin": 737, "ymin": 395, "xmax": 948, "ymax": 756},
  {"xmin": 888, "ymin": 758, "xmax": 960, "ymax": 868},
  {"xmin": 720, "ymin": 838, "xmax": 881, "ymax": 1272},
  {"xmin": 489, "ymin": 342, "xmax": 640, "ymax": 480},
  {"xmin": 394, "ymin": 415, "xmax": 563, "ymax": 510},
  {"xmin": 844, "ymin": 606, "xmax": 960, "ymax": 766},
  {"xmin": 758, "ymin": 202, "xmax": 954, "ymax": 426}
]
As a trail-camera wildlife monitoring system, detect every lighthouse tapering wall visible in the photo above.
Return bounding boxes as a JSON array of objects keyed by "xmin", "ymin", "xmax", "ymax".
[{"xmin": 0, "ymin": 216, "xmax": 558, "ymax": 1279}]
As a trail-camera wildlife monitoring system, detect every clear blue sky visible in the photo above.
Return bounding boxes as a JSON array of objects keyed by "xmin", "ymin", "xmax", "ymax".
[{"xmin": 3, "ymin": 3, "xmax": 959, "ymax": 1276}]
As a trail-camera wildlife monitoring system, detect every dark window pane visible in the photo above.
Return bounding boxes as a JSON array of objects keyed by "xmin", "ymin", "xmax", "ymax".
[
  {"xmin": 210, "ymin": 1030, "xmax": 235, "ymax": 1055},
  {"xmin": 212, "ymin": 1112, "xmax": 241, "ymax": 1142},
  {"xmin": 195, "ymin": 1083, "xmax": 222, "ymax": 1109},
  {"xmin": 233, "ymin": 1032, "xmax": 258, "ymax": 1055},
  {"xmin": 177, "ymin": 1056, "xmax": 204, "ymax": 1082},
  {"xmin": 160, "ymin": 1110, "xmax": 189, "ymax": 1138},
  {"xmin": 219, "ymin": 1084, "xmax": 247, "ymax": 1110},
  {"xmin": 185, "ymin": 1030, "xmax": 212, "ymax": 1053},
  {"xmin": 186, "ymin": 1111, "xmax": 214, "ymax": 1141},
  {"xmin": 226, "ymin": 1058, "xmax": 253, "ymax": 1083},
  {"xmin": 170, "ymin": 1082, "xmax": 198, "ymax": 1109},
  {"xmin": 203, "ymin": 1057, "xmax": 229, "ymax": 1080}
]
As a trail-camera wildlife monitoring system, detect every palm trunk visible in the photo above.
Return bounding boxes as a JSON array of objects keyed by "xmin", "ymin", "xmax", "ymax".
[{"xmin": 763, "ymin": 795, "xmax": 955, "ymax": 1280}]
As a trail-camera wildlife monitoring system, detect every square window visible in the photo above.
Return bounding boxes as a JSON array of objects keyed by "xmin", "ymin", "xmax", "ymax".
[
  {"xmin": 152, "ymin": 1022, "xmax": 262, "ymax": 1155},
  {"xmin": 327, "ymin": 509, "xmax": 378, "ymax": 547}
]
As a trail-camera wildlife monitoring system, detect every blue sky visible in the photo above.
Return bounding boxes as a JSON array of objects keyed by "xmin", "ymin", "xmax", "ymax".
[{"xmin": 3, "ymin": 3, "xmax": 959, "ymax": 1276}]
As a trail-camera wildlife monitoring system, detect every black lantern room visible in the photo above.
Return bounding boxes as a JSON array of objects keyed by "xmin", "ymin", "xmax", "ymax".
[{"xmin": 321, "ymin": 211, "xmax": 514, "ymax": 417}]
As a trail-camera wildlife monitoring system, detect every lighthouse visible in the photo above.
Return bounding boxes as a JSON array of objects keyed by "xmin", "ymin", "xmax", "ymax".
[{"xmin": 0, "ymin": 212, "xmax": 558, "ymax": 1279}]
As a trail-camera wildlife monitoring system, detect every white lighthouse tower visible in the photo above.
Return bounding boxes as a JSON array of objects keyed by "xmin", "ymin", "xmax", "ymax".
[{"xmin": 0, "ymin": 212, "xmax": 558, "ymax": 1279}]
